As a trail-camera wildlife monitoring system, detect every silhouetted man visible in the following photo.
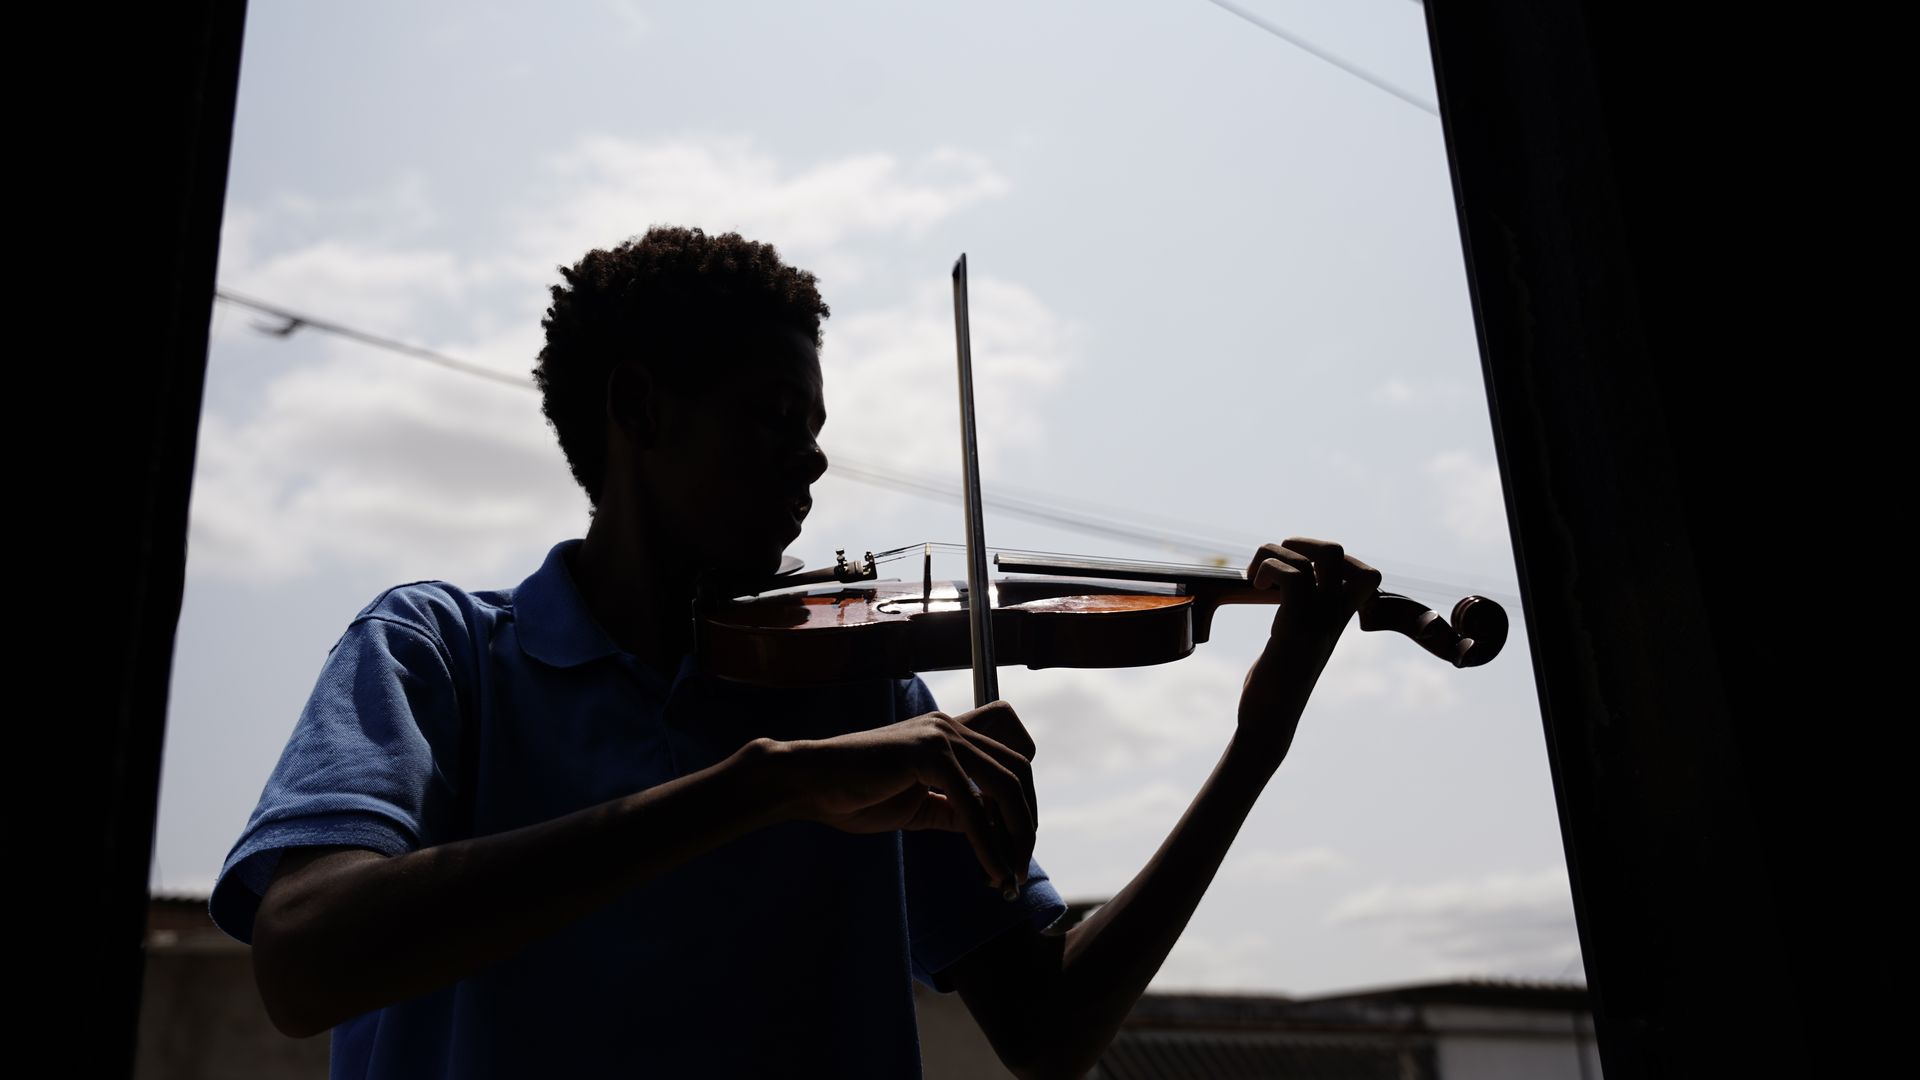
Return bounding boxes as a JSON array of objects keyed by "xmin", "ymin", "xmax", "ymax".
[{"xmin": 211, "ymin": 225, "xmax": 1380, "ymax": 1078}]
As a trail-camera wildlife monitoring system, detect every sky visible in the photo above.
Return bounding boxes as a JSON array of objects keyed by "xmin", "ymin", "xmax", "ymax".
[{"xmin": 154, "ymin": 0, "xmax": 1585, "ymax": 997}]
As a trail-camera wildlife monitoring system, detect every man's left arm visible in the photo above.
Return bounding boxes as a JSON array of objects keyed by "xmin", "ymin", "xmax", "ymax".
[{"xmin": 948, "ymin": 539, "xmax": 1380, "ymax": 1079}]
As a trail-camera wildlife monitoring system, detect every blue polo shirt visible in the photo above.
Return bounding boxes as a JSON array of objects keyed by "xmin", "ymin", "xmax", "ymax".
[{"xmin": 210, "ymin": 538, "xmax": 1066, "ymax": 1078}]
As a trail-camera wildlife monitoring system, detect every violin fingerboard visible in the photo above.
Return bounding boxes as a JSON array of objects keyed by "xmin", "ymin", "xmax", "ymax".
[{"xmin": 994, "ymin": 553, "xmax": 1247, "ymax": 585}]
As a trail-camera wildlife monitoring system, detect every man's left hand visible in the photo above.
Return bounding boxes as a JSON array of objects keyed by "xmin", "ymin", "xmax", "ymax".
[{"xmin": 1234, "ymin": 537, "xmax": 1381, "ymax": 766}]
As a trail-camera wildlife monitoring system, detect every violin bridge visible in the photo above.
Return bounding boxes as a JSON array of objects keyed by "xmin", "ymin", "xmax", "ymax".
[{"xmin": 831, "ymin": 548, "xmax": 879, "ymax": 583}]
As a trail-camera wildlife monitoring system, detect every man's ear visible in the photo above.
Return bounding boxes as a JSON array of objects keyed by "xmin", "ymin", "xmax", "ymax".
[{"xmin": 606, "ymin": 363, "xmax": 658, "ymax": 447}]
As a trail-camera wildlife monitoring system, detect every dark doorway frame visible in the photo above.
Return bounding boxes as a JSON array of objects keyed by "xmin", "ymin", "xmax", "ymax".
[
  {"xmin": 1424, "ymin": 4, "xmax": 1885, "ymax": 1076},
  {"xmin": 94, "ymin": 4, "xmax": 1885, "ymax": 1076}
]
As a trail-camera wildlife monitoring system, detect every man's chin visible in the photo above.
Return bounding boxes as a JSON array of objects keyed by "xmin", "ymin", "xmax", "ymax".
[{"xmin": 699, "ymin": 543, "xmax": 789, "ymax": 589}]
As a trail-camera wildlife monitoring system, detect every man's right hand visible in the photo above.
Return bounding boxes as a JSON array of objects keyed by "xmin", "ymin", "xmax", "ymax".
[{"xmin": 775, "ymin": 700, "xmax": 1037, "ymax": 893}]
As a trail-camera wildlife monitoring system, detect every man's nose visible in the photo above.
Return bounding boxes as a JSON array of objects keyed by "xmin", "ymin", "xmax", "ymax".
[{"xmin": 798, "ymin": 442, "xmax": 829, "ymax": 484}]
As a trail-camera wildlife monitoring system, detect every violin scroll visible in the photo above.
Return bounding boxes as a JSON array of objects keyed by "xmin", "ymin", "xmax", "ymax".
[{"xmin": 1357, "ymin": 592, "xmax": 1508, "ymax": 668}]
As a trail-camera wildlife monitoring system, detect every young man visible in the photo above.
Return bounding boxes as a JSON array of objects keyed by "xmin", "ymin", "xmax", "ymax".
[{"xmin": 209, "ymin": 226, "xmax": 1381, "ymax": 1078}]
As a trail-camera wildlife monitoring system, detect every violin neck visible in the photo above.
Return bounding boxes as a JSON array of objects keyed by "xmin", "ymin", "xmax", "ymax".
[
  {"xmin": 993, "ymin": 552, "xmax": 1269, "ymax": 643},
  {"xmin": 993, "ymin": 552, "xmax": 1246, "ymax": 585}
]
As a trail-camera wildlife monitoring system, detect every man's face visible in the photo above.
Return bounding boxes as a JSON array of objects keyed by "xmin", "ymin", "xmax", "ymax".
[{"xmin": 641, "ymin": 326, "xmax": 829, "ymax": 578}]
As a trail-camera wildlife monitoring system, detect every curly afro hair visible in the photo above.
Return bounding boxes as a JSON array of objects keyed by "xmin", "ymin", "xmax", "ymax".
[{"xmin": 533, "ymin": 225, "xmax": 830, "ymax": 508}]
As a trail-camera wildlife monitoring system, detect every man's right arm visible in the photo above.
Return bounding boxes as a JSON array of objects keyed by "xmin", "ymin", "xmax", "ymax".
[
  {"xmin": 251, "ymin": 703, "xmax": 1036, "ymax": 1039},
  {"xmin": 252, "ymin": 736, "xmax": 793, "ymax": 1038}
]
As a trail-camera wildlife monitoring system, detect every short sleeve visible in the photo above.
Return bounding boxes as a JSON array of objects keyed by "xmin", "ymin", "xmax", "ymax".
[
  {"xmin": 896, "ymin": 677, "xmax": 1069, "ymax": 992},
  {"xmin": 208, "ymin": 612, "xmax": 467, "ymax": 944}
]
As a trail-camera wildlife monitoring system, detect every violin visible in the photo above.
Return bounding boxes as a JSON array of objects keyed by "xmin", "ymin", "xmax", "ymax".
[
  {"xmin": 694, "ymin": 254, "xmax": 1508, "ymax": 692},
  {"xmin": 695, "ymin": 543, "xmax": 1507, "ymax": 687}
]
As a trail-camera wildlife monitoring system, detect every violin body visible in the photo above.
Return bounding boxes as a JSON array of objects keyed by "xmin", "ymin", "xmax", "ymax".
[{"xmin": 697, "ymin": 576, "xmax": 1207, "ymax": 687}]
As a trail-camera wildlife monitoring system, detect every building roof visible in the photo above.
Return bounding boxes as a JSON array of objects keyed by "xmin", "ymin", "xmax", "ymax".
[
  {"xmin": 1300, "ymin": 978, "xmax": 1590, "ymax": 1012},
  {"xmin": 1097, "ymin": 1032, "xmax": 1431, "ymax": 1080}
]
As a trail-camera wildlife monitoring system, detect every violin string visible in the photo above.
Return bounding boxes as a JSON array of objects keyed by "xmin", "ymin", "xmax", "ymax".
[
  {"xmin": 866, "ymin": 542, "xmax": 1517, "ymax": 608},
  {"xmin": 877, "ymin": 543, "xmax": 1217, "ymax": 572}
]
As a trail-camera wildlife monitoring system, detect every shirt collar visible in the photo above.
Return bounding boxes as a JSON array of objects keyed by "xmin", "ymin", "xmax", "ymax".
[{"xmin": 513, "ymin": 538, "xmax": 625, "ymax": 669}]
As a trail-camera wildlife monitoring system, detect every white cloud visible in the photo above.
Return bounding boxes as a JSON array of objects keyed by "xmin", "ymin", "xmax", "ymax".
[
  {"xmin": 188, "ymin": 342, "xmax": 580, "ymax": 587},
  {"xmin": 602, "ymin": 0, "xmax": 652, "ymax": 40},
  {"xmin": 1222, "ymin": 846, "xmax": 1349, "ymax": 884},
  {"xmin": 513, "ymin": 136, "xmax": 1010, "ymax": 287},
  {"xmin": 1043, "ymin": 781, "xmax": 1194, "ymax": 835},
  {"xmin": 1376, "ymin": 377, "xmax": 1415, "ymax": 404},
  {"xmin": 214, "ymin": 206, "xmax": 259, "ymax": 302},
  {"xmin": 1327, "ymin": 865, "xmax": 1582, "ymax": 979},
  {"xmin": 1309, "ymin": 621, "xmax": 1464, "ymax": 712},
  {"xmin": 924, "ymin": 652, "xmax": 1241, "ymax": 779},
  {"xmin": 822, "ymin": 275, "xmax": 1076, "ymax": 477},
  {"xmin": 226, "ymin": 240, "xmax": 470, "ymax": 330},
  {"xmin": 1372, "ymin": 376, "xmax": 1481, "ymax": 411},
  {"xmin": 214, "ymin": 173, "xmax": 456, "ymax": 342},
  {"xmin": 192, "ymin": 135, "xmax": 1059, "ymax": 586},
  {"xmin": 1425, "ymin": 450, "xmax": 1508, "ymax": 547},
  {"xmin": 1153, "ymin": 929, "xmax": 1281, "ymax": 991}
]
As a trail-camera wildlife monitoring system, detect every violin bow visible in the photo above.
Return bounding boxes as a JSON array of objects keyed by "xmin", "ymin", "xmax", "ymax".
[
  {"xmin": 951, "ymin": 255, "xmax": 999, "ymax": 707},
  {"xmin": 955, "ymin": 254, "xmax": 1032, "ymax": 902}
]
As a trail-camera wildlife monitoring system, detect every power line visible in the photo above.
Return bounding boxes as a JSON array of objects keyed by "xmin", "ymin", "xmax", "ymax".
[
  {"xmin": 1200, "ymin": 0, "xmax": 1439, "ymax": 117},
  {"xmin": 216, "ymin": 288, "xmax": 533, "ymax": 390}
]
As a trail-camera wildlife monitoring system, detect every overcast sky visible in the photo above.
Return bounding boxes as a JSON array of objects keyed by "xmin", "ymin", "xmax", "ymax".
[{"xmin": 156, "ymin": 0, "xmax": 1584, "ymax": 996}]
